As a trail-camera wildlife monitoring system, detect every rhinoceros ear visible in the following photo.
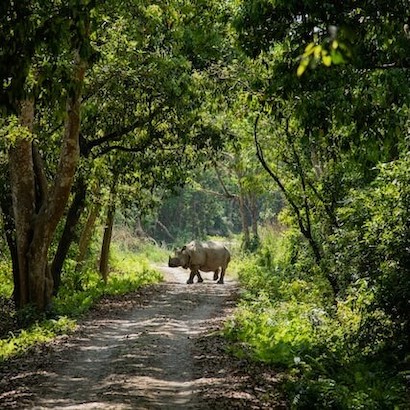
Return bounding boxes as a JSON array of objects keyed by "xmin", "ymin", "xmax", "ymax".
[{"xmin": 181, "ymin": 246, "xmax": 187, "ymax": 251}]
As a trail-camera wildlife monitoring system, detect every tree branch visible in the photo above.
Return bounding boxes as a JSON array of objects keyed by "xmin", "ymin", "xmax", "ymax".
[
  {"xmin": 254, "ymin": 114, "xmax": 311, "ymax": 245},
  {"xmin": 82, "ymin": 103, "xmax": 166, "ymax": 157},
  {"xmin": 212, "ymin": 160, "xmax": 237, "ymax": 199},
  {"xmin": 94, "ymin": 141, "xmax": 152, "ymax": 157},
  {"xmin": 283, "ymin": 117, "xmax": 322, "ymax": 262},
  {"xmin": 82, "ymin": 119, "xmax": 146, "ymax": 156}
]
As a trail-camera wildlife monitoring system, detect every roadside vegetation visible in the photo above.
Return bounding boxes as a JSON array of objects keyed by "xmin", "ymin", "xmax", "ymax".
[
  {"xmin": 0, "ymin": 240, "xmax": 164, "ymax": 362},
  {"xmin": 225, "ymin": 224, "xmax": 409, "ymax": 409}
]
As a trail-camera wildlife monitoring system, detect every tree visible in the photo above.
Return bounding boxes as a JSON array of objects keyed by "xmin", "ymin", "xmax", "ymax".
[
  {"xmin": 49, "ymin": 0, "xmax": 237, "ymax": 284},
  {"xmin": 230, "ymin": 0, "xmax": 410, "ymax": 294},
  {"xmin": 1, "ymin": 1, "xmax": 95, "ymax": 311},
  {"xmin": 1, "ymin": 0, "xmax": 237, "ymax": 311}
]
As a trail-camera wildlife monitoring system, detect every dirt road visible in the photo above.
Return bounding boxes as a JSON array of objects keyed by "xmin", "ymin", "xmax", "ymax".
[{"xmin": 0, "ymin": 266, "xmax": 285, "ymax": 409}]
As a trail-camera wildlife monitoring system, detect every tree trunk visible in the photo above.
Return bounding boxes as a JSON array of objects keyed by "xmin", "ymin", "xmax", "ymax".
[
  {"xmin": 0, "ymin": 172, "xmax": 20, "ymax": 306},
  {"xmin": 8, "ymin": 50, "xmax": 86, "ymax": 312},
  {"xmin": 8, "ymin": 99, "xmax": 36, "ymax": 309},
  {"xmin": 156, "ymin": 219, "xmax": 175, "ymax": 241},
  {"xmin": 238, "ymin": 190, "xmax": 250, "ymax": 248},
  {"xmin": 76, "ymin": 201, "xmax": 101, "ymax": 272},
  {"xmin": 99, "ymin": 176, "xmax": 118, "ymax": 283},
  {"xmin": 249, "ymin": 193, "xmax": 259, "ymax": 238},
  {"xmin": 51, "ymin": 176, "xmax": 87, "ymax": 295}
]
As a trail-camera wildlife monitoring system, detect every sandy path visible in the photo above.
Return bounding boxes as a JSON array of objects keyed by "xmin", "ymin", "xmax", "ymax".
[{"xmin": 10, "ymin": 267, "xmax": 238, "ymax": 409}]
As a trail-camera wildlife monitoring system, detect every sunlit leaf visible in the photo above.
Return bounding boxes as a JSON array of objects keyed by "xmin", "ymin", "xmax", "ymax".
[
  {"xmin": 304, "ymin": 42, "xmax": 315, "ymax": 56},
  {"xmin": 323, "ymin": 55, "xmax": 332, "ymax": 66},
  {"xmin": 297, "ymin": 59, "xmax": 309, "ymax": 77},
  {"xmin": 313, "ymin": 45, "xmax": 322, "ymax": 58}
]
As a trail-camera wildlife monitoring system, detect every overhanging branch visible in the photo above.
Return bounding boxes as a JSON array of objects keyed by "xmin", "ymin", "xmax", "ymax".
[{"xmin": 253, "ymin": 114, "xmax": 311, "ymax": 241}]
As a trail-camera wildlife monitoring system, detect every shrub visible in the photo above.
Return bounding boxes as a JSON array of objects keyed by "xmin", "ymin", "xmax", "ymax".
[{"xmin": 226, "ymin": 227, "xmax": 408, "ymax": 409}]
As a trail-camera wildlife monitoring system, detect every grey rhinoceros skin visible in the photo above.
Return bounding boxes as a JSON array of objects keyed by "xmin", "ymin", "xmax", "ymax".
[{"xmin": 168, "ymin": 240, "xmax": 231, "ymax": 284}]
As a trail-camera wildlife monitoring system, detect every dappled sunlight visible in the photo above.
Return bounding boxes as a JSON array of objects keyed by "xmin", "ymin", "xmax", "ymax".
[{"xmin": 1, "ymin": 266, "xmax": 241, "ymax": 409}]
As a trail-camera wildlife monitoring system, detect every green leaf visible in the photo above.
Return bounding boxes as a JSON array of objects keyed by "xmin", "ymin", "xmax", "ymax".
[
  {"xmin": 322, "ymin": 55, "xmax": 332, "ymax": 67},
  {"xmin": 330, "ymin": 50, "xmax": 346, "ymax": 64},
  {"xmin": 297, "ymin": 59, "xmax": 309, "ymax": 77}
]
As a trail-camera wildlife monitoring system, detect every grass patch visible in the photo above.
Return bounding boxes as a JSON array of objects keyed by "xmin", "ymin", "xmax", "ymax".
[
  {"xmin": 111, "ymin": 241, "xmax": 169, "ymax": 268},
  {"xmin": 0, "ymin": 241, "xmax": 164, "ymax": 362},
  {"xmin": 0, "ymin": 316, "xmax": 76, "ymax": 361},
  {"xmin": 53, "ymin": 243, "xmax": 163, "ymax": 317}
]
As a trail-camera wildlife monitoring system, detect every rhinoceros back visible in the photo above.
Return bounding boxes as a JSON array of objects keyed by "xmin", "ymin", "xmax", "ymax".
[{"xmin": 187, "ymin": 240, "xmax": 230, "ymax": 271}]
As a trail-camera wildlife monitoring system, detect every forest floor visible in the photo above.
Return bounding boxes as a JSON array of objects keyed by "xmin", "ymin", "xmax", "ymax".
[{"xmin": 0, "ymin": 267, "xmax": 287, "ymax": 409}]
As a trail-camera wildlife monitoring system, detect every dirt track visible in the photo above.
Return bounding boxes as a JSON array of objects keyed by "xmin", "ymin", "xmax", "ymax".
[{"xmin": 0, "ymin": 266, "xmax": 285, "ymax": 409}]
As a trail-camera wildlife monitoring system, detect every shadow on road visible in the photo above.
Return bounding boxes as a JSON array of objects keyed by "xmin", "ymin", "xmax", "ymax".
[{"xmin": 1, "ymin": 267, "xmax": 242, "ymax": 410}]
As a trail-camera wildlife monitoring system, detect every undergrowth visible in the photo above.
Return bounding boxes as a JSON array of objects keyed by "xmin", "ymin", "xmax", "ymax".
[
  {"xmin": 225, "ymin": 227, "xmax": 408, "ymax": 409},
  {"xmin": 0, "ymin": 259, "xmax": 13, "ymax": 298},
  {"xmin": 0, "ymin": 241, "xmax": 163, "ymax": 362},
  {"xmin": 0, "ymin": 317, "xmax": 76, "ymax": 361}
]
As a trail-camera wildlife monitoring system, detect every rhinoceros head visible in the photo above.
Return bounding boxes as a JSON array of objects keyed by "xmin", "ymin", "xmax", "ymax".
[
  {"xmin": 168, "ymin": 255, "xmax": 181, "ymax": 268},
  {"xmin": 168, "ymin": 246, "xmax": 190, "ymax": 269}
]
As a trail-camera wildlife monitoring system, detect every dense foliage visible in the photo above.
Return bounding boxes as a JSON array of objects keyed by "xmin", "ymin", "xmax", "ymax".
[
  {"xmin": 226, "ymin": 228, "xmax": 408, "ymax": 408},
  {"xmin": 214, "ymin": 1, "xmax": 410, "ymax": 407},
  {"xmin": 143, "ymin": 168, "xmax": 283, "ymax": 245}
]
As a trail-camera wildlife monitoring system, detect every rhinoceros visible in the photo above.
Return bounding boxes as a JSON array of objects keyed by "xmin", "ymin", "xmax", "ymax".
[{"xmin": 168, "ymin": 240, "xmax": 231, "ymax": 284}]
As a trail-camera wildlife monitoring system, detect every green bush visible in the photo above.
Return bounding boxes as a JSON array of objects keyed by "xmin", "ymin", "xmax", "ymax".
[
  {"xmin": 227, "ymin": 296, "xmax": 319, "ymax": 366},
  {"xmin": 238, "ymin": 228, "xmax": 332, "ymax": 305},
  {"xmin": 329, "ymin": 156, "xmax": 410, "ymax": 350}
]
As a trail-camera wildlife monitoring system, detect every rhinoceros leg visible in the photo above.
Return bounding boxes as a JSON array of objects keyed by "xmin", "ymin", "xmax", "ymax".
[
  {"xmin": 187, "ymin": 269, "xmax": 203, "ymax": 284},
  {"xmin": 187, "ymin": 270, "xmax": 196, "ymax": 284},
  {"xmin": 213, "ymin": 268, "xmax": 220, "ymax": 281},
  {"xmin": 217, "ymin": 266, "xmax": 226, "ymax": 284}
]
